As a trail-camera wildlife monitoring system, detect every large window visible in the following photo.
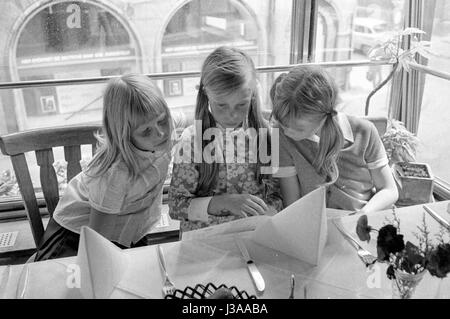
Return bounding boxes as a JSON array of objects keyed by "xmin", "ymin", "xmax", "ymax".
[
  {"xmin": 316, "ymin": 0, "xmax": 405, "ymax": 118},
  {"xmin": 0, "ymin": 0, "xmax": 295, "ymax": 204},
  {"xmin": 12, "ymin": 1, "xmax": 141, "ymax": 131},
  {"xmin": 415, "ymin": 0, "xmax": 450, "ymax": 182},
  {"xmin": 161, "ymin": 0, "xmax": 262, "ymax": 119},
  {"xmin": 1, "ymin": 0, "xmax": 449, "ymax": 207}
]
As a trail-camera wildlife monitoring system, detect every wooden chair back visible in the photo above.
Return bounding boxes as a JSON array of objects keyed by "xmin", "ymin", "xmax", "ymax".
[{"xmin": 0, "ymin": 125, "xmax": 100, "ymax": 247}]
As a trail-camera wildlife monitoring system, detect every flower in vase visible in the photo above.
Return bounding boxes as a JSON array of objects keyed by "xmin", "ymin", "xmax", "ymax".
[
  {"xmin": 386, "ymin": 265, "xmax": 396, "ymax": 280},
  {"xmin": 356, "ymin": 215, "xmax": 372, "ymax": 242},
  {"xmin": 427, "ymin": 243, "xmax": 450, "ymax": 278},
  {"xmin": 377, "ymin": 225, "xmax": 405, "ymax": 261}
]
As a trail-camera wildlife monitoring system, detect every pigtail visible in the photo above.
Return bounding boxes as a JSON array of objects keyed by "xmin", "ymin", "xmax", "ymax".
[
  {"xmin": 314, "ymin": 112, "xmax": 343, "ymax": 184},
  {"xmin": 248, "ymin": 91, "xmax": 270, "ymax": 183},
  {"xmin": 195, "ymin": 82, "xmax": 219, "ymax": 196}
]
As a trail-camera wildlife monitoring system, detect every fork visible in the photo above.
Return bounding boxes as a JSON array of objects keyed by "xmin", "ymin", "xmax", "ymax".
[
  {"xmin": 333, "ymin": 219, "xmax": 378, "ymax": 267},
  {"xmin": 156, "ymin": 245, "xmax": 176, "ymax": 297}
]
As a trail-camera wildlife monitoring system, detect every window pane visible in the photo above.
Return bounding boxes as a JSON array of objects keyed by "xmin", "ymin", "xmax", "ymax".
[
  {"xmin": 427, "ymin": 0, "xmax": 450, "ymax": 74},
  {"xmin": 0, "ymin": 0, "xmax": 293, "ymax": 135},
  {"xmin": 414, "ymin": 0, "xmax": 450, "ymax": 182},
  {"xmin": 315, "ymin": 0, "xmax": 404, "ymax": 118},
  {"xmin": 416, "ymin": 75, "xmax": 450, "ymax": 182},
  {"xmin": 316, "ymin": 0, "xmax": 405, "ymax": 62}
]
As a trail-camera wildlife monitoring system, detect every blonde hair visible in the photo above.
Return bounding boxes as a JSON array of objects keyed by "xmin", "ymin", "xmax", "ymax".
[
  {"xmin": 195, "ymin": 46, "xmax": 268, "ymax": 196},
  {"xmin": 271, "ymin": 65, "xmax": 344, "ymax": 183},
  {"xmin": 87, "ymin": 73, "xmax": 173, "ymax": 180}
]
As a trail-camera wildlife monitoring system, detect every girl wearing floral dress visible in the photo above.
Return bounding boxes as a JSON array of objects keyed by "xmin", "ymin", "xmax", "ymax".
[{"xmin": 168, "ymin": 46, "xmax": 283, "ymax": 232}]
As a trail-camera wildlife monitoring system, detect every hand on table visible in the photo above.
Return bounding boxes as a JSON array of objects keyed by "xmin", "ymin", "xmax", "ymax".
[{"xmin": 208, "ymin": 194, "xmax": 272, "ymax": 218}]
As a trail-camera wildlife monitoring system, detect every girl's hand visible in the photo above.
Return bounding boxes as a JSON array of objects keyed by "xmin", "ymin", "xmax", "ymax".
[{"xmin": 208, "ymin": 194, "xmax": 269, "ymax": 218}]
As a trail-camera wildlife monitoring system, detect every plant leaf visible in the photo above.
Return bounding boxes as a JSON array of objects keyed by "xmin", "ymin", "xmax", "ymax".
[
  {"xmin": 399, "ymin": 28, "xmax": 426, "ymax": 36},
  {"xmin": 400, "ymin": 59, "xmax": 410, "ymax": 72}
]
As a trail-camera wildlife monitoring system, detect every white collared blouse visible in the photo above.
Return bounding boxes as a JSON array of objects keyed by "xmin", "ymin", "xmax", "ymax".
[
  {"xmin": 273, "ymin": 113, "xmax": 389, "ymax": 210},
  {"xmin": 53, "ymin": 148, "xmax": 170, "ymax": 247}
]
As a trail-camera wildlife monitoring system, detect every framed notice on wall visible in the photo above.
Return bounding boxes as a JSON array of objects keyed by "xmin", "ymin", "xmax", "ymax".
[
  {"xmin": 167, "ymin": 79, "xmax": 183, "ymax": 96},
  {"xmin": 55, "ymin": 70, "xmax": 103, "ymax": 114},
  {"xmin": 163, "ymin": 63, "xmax": 183, "ymax": 97},
  {"xmin": 40, "ymin": 95, "xmax": 57, "ymax": 113}
]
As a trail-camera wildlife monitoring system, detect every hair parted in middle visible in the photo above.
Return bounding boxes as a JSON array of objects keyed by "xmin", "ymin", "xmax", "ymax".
[
  {"xmin": 195, "ymin": 46, "xmax": 269, "ymax": 196},
  {"xmin": 270, "ymin": 65, "xmax": 344, "ymax": 184}
]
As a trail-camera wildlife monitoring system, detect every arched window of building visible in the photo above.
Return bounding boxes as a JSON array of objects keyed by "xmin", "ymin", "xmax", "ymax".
[
  {"xmin": 13, "ymin": 0, "xmax": 141, "ymax": 129},
  {"xmin": 160, "ymin": 0, "xmax": 259, "ymax": 112}
]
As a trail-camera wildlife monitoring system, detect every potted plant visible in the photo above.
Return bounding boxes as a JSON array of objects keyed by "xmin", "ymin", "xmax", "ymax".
[{"xmin": 381, "ymin": 119, "xmax": 434, "ymax": 206}]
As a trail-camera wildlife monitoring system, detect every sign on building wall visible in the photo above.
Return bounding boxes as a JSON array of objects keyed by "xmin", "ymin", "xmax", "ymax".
[
  {"xmin": 39, "ymin": 96, "xmax": 57, "ymax": 113},
  {"xmin": 55, "ymin": 70, "xmax": 103, "ymax": 114}
]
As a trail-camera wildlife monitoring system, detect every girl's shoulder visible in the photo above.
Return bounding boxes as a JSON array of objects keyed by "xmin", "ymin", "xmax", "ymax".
[
  {"xmin": 345, "ymin": 114, "xmax": 378, "ymax": 135},
  {"xmin": 83, "ymin": 160, "xmax": 131, "ymax": 188}
]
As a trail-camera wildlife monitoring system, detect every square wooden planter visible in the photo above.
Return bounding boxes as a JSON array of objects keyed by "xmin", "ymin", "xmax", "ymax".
[{"xmin": 393, "ymin": 162, "xmax": 434, "ymax": 206}]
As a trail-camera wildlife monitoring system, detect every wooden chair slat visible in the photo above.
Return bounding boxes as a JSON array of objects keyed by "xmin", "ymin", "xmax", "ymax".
[
  {"xmin": 35, "ymin": 149, "xmax": 59, "ymax": 217},
  {"xmin": 0, "ymin": 125, "xmax": 100, "ymax": 156},
  {"xmin": 10, "ymin": 154, "xmax": 44, "ymax": 247},
  {"xmin": 64, "ymin": 145, "xmax": 82, "ymax": 182}
]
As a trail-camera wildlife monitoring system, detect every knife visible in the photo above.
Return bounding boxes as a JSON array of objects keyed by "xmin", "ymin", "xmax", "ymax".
[
  {"xmin": 424, "ymin": 205, "xmax": 450, "ymax": 230},
  {"xmin": 14, "ymin": 264, "xmax": 29, "ymax": 299},
  {"xmin": 235, "ymin": 238, "xmax": 265, "ymax": 293}
]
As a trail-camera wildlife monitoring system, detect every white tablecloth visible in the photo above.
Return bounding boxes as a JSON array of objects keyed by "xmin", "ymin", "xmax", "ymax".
[{"xmin": 1, "ymin": 201, "xmax": 449, "ymax": 299}]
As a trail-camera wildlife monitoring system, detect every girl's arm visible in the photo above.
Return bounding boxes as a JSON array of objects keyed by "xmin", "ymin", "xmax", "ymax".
[
  {"xmin": 279, "ymin": 175, "xmax": 302, "ymax": 208},
  {"xmin": 169, "ymin": 162, "xmax": 268, "ymax": 220},
  {"xmin": 168, "ymin": 162, "xmax": 203, "ymax": 221},
  {"xmin": 361, "ymin": 165, "xmax": 398, "ymax": 214},
  {"xmin": 88, "ymin": 207, "xmax": 117, "ymax": 238}
]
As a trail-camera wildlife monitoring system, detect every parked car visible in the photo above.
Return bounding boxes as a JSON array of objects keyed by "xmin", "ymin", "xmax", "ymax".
[{"xmin": 352, "ymin": 17, "xmax": 391, "ymax": 55}]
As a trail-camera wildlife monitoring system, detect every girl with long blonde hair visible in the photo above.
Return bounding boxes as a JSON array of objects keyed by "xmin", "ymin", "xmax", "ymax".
[
  {"xmin": 35, "ymin": 74, "xmax": 174, "ymax": 261},
  {"xmin": 169, "ymin": 46, "xmax": 282, "ymax": 231}
]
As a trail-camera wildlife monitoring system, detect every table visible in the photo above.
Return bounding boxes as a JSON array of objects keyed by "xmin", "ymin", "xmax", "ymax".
[{"xmin": 1, "ymin": 201, "xmax": 449, "ymax": 299}]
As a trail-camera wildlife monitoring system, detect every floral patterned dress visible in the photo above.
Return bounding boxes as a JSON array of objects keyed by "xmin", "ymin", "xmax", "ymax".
[{"xmin": 168, "ymin": 124, "xmax": 283, "ymax": 232}]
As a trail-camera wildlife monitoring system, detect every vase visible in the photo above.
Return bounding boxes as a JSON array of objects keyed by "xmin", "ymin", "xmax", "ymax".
[
  {"xmin": 392, "ymin": 269, "xmax": 426, "ymax": 299},
  {"xmin": 434, "ymin": 279, "xmax": 447, "ymax": 299}
]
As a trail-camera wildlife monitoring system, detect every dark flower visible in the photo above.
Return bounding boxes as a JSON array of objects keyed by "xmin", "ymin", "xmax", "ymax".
[
  {"xmin": 405, "ymin": 241, "xmax": 425, "ymax": 266},
  {"xmin": 427, "ymin": 243, "xmax": 450, "ymax": 278},
  {"xmin": 386, "ymin": 265, "xmax": 396, "ymax": 279},
  {"xmin": 377, "ymin": 225, "xmax": 405, "ymax": 261},
  {"xmin": 356, "ymin": 215, "xmax": 372, "ymax": 242},
  {"xmin": 402, "ymin": 241, "xmax": 426, "ymax": 272}
]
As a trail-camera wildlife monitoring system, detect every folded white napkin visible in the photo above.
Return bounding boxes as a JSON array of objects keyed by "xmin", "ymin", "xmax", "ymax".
[
  {"xmin": 251, "ymin": 187, "xmax": 327, "ymax": 265},
  {"xmin": 75, "ymin": 226, "xmax": 232, "ymax": 299},
  {"xmin": 77, "ymin": 226, "xmax": 128, "ymax": 298}
]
